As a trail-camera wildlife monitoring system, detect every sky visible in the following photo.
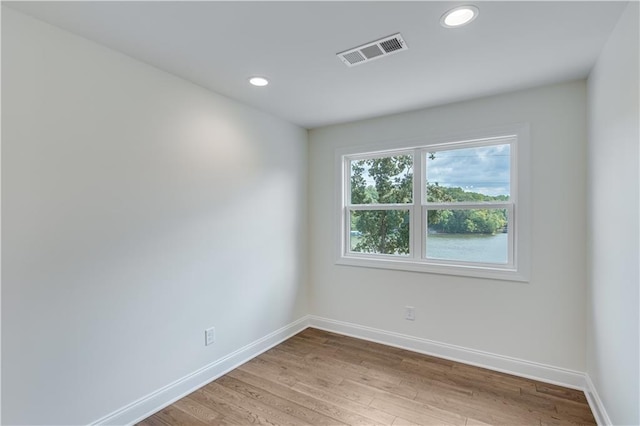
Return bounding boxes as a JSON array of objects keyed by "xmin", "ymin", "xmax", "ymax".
[{"xmin": 427, "ymin": 143, "xmax": 510, "ymax": 197}]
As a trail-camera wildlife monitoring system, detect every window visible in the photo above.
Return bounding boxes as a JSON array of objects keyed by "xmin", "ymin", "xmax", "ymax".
[
  {"xmin": 349, "ymin": 152, "xmax": 413, "ymax": 256},
  {"xmin": 336, "ymin": 125, "xmax": 530, "ymax": 281}
]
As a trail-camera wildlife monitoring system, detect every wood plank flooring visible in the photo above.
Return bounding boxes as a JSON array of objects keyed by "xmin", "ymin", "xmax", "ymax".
[{"xmin": 137, "ymin": 328, "xmax": 596, "ymax": 425}]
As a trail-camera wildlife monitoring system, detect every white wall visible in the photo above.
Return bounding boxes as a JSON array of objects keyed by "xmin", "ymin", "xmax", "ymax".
[
  {"xmin": 309, "ymin": 80, "xmax": 588, "ymax": 371},
  {"xmin": 586, "ymin": 2, "xmax": 639, "ymax": 425},
  {"xmin": 1, "ymin": 8, "xmax": 308, "ymax": 425}
]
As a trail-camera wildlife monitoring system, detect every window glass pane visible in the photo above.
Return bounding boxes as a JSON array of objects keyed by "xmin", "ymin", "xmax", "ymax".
[
  {"xmin": 350, "ymin": 210, "xmax": 410, "ymax": 256},
  {"xmin": 426, "ymin": 144, "xmax": 510, "ymax": 202},
  {"xmin": 350, "ymin": 155, "xmax": 413, "ymax": 204},
  {"xmin": 426, "ymin": 209, "xmax": 508, "ymax": 264}
]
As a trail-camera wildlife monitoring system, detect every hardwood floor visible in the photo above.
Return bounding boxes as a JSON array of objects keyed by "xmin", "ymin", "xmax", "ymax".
[{"xmin": 137, "ymin": 328, "xmax": 596, "ymax": 425}]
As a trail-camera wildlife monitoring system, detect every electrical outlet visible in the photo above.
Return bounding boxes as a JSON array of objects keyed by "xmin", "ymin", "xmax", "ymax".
[
  {"xmin": 205, "ymin": 327, "xmax": 216, "ymax": 346},
  {"xmin": 405, "ymin": 306, "xmax": 415, "ymax": 321}
]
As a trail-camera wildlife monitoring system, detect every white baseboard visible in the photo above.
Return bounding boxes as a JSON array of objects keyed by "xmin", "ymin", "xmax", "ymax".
[
  {"xmin": 308, "ymin": 316, "xmax": 588, "ymax": 391},
  {"xmin": 92, "ymin": 316, "xmax": 311, "ymax": 426},
  {"xmin": 584, "ymin": 374, "xmax": 612, "ymax": 426},
  {"xmin": 91, "ymin": 315, "xmax": 600, "ymax": 426}
]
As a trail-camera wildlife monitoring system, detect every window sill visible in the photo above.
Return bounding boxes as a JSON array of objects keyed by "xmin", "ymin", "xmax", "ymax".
[{"xmin": 336, "ymin": 255, "xmax": 529, "ymax": 282}]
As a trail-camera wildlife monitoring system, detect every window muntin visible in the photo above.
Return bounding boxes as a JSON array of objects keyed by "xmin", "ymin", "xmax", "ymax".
[{"xmin": 339, "ymin": 133, "xmax": 526, "ymax": 280}]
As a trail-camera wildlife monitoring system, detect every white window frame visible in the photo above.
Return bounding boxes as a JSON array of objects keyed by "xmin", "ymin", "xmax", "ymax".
[{"xmin": 335, "ymin": 124, "xmax": 530, "ymax": 282}]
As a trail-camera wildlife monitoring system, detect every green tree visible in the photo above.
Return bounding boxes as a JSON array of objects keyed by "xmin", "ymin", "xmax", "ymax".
[
  {"xmin": 427, "ymin": 185, "xmax": 508, "ymax": 235},
  {"xmin": 426, "ymin": 182, "xmax": 454, "ymax": 226},
  {"xmin": 424, "ymin": 159, "xmax": 509, "ymax": 235}
]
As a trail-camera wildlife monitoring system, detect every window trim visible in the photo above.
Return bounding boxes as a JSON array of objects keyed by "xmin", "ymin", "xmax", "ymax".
[{"xmin": 335, "ymin": 124, "xmax": 530, "ymax": 282}]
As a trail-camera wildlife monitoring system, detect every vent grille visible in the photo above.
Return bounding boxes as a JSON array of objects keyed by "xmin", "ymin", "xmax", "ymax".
[
  {"xmin": 337, "ymin": 33, "xmax": 408, "ymax": 67},
  {"xmin": 342, "ymin": 51, "xmax": 366, "ymax": 65},
  {"xmin": 380, "ymin": 38, "xmax": 403, "ymax": 53}
]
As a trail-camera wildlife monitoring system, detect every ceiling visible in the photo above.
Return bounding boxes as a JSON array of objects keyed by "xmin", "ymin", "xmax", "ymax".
[{"xmin": 5, "ymin": 1, "xmax": 627, "ymax": 129}]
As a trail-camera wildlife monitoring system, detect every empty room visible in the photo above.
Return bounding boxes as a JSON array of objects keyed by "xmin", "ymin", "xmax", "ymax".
[{"xmin": 2, "ymin": 1, "xmax": 638, "ymax": 425}]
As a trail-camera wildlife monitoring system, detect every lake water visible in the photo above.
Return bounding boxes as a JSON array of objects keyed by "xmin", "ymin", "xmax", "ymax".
[
  {"xmin": 426, "ymin": 233, "xmax": 507, "ymax": 264},
  {"xmin": 349, "ymin": 232, "xmax": 508, "ymax": 263}
]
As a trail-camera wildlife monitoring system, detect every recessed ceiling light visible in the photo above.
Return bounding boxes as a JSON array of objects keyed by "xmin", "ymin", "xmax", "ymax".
[
  {"xmin": 249, "ymin": 76, "xmax": 269, "ymax": 87},
  {"xmin": 441, "ymin": 5, "xmax": 479, "ymax": 28}
]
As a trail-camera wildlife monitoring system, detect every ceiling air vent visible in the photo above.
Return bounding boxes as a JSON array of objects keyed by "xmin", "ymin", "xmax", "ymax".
[{"xmin": 337, "ymin": 33, "xmax": 408, "ymax": 67}]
